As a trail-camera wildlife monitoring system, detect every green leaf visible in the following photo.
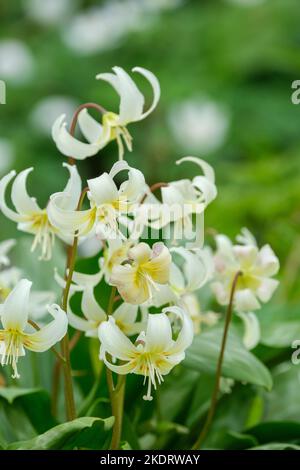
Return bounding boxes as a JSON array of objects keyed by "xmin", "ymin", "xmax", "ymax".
[
  {"xmin": 250, "ymin": 443, "xmax": 300, "ymax": 450},
  {"xmin": 0, "ymin": 387, "xmax": 41, "ymax": 405},
  {"xmin": 8, "ymin": 416, "xmax": 114, "ymax": 450},
  {"xmin": 247, "ymin": 421, "xmax": 300, "ymax": 445},
  {"xmin": 259, "ymin": 304, "xmax": 300, "ymax": 348},
  {"xmin": 184, "ymin": 327, "xmax": 273, "ymax": 390}
]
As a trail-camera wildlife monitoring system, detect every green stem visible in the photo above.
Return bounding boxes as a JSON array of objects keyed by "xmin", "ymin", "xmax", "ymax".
[
  {"xmin": 192, "ymin": 271, "xmax": 242, "ymax": 450},
  {"xmin": 59, "ymin": 187, "xmax": 89, "ymax": 421},
  {"xmin": 105, "ymin": 286, "xmax": 126, "ymax": 449}
]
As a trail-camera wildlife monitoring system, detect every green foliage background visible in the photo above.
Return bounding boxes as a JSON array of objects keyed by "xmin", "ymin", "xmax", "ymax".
[{"xmin": 0, "ymin": 0, "xmax": 299, "ymax": 450}]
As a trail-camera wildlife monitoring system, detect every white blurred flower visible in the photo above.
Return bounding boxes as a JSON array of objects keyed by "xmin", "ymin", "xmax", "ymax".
[
  {"xmin": 30, "ymin": 96, "xmax": 78, "ymax": 136},
  {"xmin": 0, "ymin": 279, "xmax": 67, "ymax": 378},
  {"xmin": 0, "ymin": 267, "xmax": 21, "ymax": 302},
  {"xmin": 52, "ymin": 66, "xmax": 160, "ymax": 160},
  {"xmin": 99, "ymin": 306, "xmax": 193, "ymax": 400},
  {"xmin": 0, "ymin": 239, "xmax": 16, "ymax": 268},
  {"xmin": 0, "ymin": 139, "xmax": 14, "ymax": 174},
  {"xmin": 0, "ymin": 40, "xmax": 34, "ymax": 84},
  {"xmin": 0, "ymin": 163, "xmax": 81, "ymax": 260},
  {"xmin": 168, "ymin": 99, "xmax": 230, "ymax": 154},
  {"xmin": 26, "ymin": 0, "xmax": 74, "ymax": 26}
]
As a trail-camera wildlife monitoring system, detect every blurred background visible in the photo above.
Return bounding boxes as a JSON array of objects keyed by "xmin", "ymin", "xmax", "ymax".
[{"xmin": 0, "ymin": 0, "xmax": 300, "ymax": 447}]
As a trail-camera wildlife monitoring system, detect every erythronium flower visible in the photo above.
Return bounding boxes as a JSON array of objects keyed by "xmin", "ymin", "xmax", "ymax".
[
  {"xmin": 52, "ymin": 66, "xmax": 160, "ymax": 160},
  {"xmin": 68, "ymin": 286, "xmax": 143, "ymax": 337},
  {"xmin": 99, "ymin": 306, "xmax": 194, "ymax": 401},
  {"xmin": 211, "ymin": 229, "xmax": 279, "ymax": 349},
  {"xmin": 0, "ymin": 279, "xmax": 67, "ymax": 378},
  {"xmin": 48, "ymin": 160, "xmax": 146, "ymax": 240},
  {"xmin": 139, "ymin": 156, "xmax": 217, "ymax": 246},
  {"xmin": 181, "ymin": 293, "xmax": 219, "ymax": 335},
  {"xmin": 100, "ymin": 238, "xmax": 133, "ymax": 283},
  {"xmin": 0, "ymin": 267, "xmax": 21, "ymax": 302},
  {"xmin": 0, "ymin": 163, "xmax": 81, "ymax": 260},
  {"xmin": 211, "ymin": 228, "xmax": 279, "ymax": 312},
  {"xmin": 110, "ymin": 242, "xmax": 171, "ymax": 305},
  {"xmin": 0, "ymin": 239, "xmax": 16, "ymax": 267}
]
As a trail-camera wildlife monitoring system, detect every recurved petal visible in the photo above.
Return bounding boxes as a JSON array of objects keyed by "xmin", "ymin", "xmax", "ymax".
[
  {"xmin": 98, "ymin": 316, "xmax": 136, "ymax": 360},
  {"xmin": 77, "ymin": 108, "xmax": 103, "ymax": 143},
  {"xmin": 256, "ymin": 244, "xmax": 280, "ymax": 277},
  {"xmin": 52, "ymin": 114, "xmax": 102, "ymax": 160},
  {"xmin": 112, "ymin": 302, "xmax": 138, "ymax": 326},
  {"xmin": 237, "ymin": 311, "xmax": 261, "ymax": 350},
  {"xmin": 1, "ymin": 279, "xmax": 32, "ymax": 331},
  {"xmin": 192, "ymin": 175, "xmax": 217, "ymax": 205},
  {"xmin": 0, "ymin": 171, "xmax": 24, "ymax": 222},
  {"xmin": 48, "ymin": 192, "xmax": 95, "ymax": 236},
  {"xmin": 132, "ymin": 67, "xmax": 161, "ymax": 120},
  {"xmin": 119, "ymin": 167, "xmax": 146, "ymax": 202},
  {"xmin": 24, "ymin": 304, "xmax": 68, "ymax": 352},
  {"xmin": 165, "ymin": 306, "xmax": 194, "ymax": 355},
  {"xmin": 61, "ymin": 163, "xmax": 82, "ymax": 210},
  {"xmin": 11, "ymin": 168, "xmax": 41, "ymax": 216},
  {"xmin": 67, "ymin": 309, "xmax": 96, "ymax": 334},
  {"xmin": 176, "ymin": 156, "xmax": 216, "ymax": 183},
  {"xmin": 81, "ymin": 287, "xmax": 106, "ymax": 322}
]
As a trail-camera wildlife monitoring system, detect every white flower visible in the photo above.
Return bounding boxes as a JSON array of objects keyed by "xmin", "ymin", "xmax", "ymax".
[
  {"xmin": 26, "ymin": 0, "xmax": 73, "ymax": 26},
  {"xmin": 140, "ymin": 156, "xmax": 217, "ymax": 246},
  {"xmin": 0, "ymin": 40, "xmax": 34, "ymax": 84},
  {"xmin": 0, "ymin": 279, "xmax": 67, "ymax": 378},
  {"xmin": 110, "ymin": 242, "xmax": 171, "ymax": 305},
  {"xmin": 0, "ymin": 163, "xmax": 81, "ymax": 260},
  {"xmin": 0, "ymin": 267, "xmax": 21, "ymax": 302},
  {"xmin": 0, "ymin": 239, "xmax": 16, "ymax": 268},
  {"xmin": 52, "ymin": 66, "xmax": 160, "ymax": 160},
  {"xmin": 68, "ymin": 286, "xmax": 143, "ymax": 337},
  {"xmin": 99, "ymin": 306, "xmax": 194, "ymax": 400},
  {"xmin": 181, "ymin": 293, "xmax": 219, "ymax": 335},
  {"xmin": 100, "ymin": 238, "xmax": 133, "ymax": 282},
  {"xmin": 168, "ymin": 99, "xmax": 230, "ymax": 154},
  {"xmin": 211, "ymin": 229, "xmax": 280, "ymax": 312},
  {"xmin": 48, "ymin": 160, "xmax": 146, "ymax": 240}
]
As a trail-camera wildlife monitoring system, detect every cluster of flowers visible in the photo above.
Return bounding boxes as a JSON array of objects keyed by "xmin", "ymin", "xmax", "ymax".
[{"xmin": 0, "ymin": 67, "xmax": 279, "ymax": 399}]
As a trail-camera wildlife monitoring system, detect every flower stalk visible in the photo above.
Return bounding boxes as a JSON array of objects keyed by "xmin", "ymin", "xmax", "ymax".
[{"xmin": 192, "ymin": 270, "xmax": 242, "ymax": 450}]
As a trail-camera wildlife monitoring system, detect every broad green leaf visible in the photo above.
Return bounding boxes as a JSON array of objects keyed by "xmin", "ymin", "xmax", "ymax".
[
  {"xmin": 250, "ymin": 443, "xmax": 300, "ymax": 450},
  {"xmin": 184, "ymin": 327, "xmax": 272, "ymax": 390},
  {"xmin": 8, "ymin": 416, "xmax": 114, "ymax": 450},
  {"xmin": 259, "ymin": 304, "xmax": 300, "ymax": 348},
  {"xmin": 247, "ymin": 421, "xmax": 300, "ymax": 445},
  {"xmin": 0, "ymin": 387, "xmax": 41, "ymax": 405}
]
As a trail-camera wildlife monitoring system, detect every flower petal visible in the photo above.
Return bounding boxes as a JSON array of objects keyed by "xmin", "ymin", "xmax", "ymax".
[
  {"xmin": 110, "ymin": 264, "xmax": 150, "ymax": 305},
  {"xmin": 256, "ymin": 244, "xmax": 280, "ymax": 277},
  {"xmin": 87, "ymin": 173, "xmax": 118, "ymax": 206},
  {"xmin": 11, "ymin": 168, "xmax": 41, "ymax": 215},
  {"xmin": 0, "ymin": 239, "xmax": 16, "ymax": 267},
  {"xmin": 52, "ymin": 114, "xmax": 102, "ymax": 160},
  {"xmin": 145, "ymin": 313, "xmax": 173, "ymax": 353},
  {"xmin": 98, "ymin": 316, "xmax": 136, "ymax": 360},
  {"xmin": 77, "ymin": 108, "xmax": 103, "ymax": 143},
  {"xmin": 97, "ymin": 67, "xmax": 144, "ymax": 124},
  {"xmin": 48, "ymin": 192, "xmax": 95, "ymax": 236},
  {"xmin": 1, "ymin": 279, "xmax": 32, "ymax": 331},
  {"xmin": 256, "ymin": 278, "xmax": 279, "ymax": 303},
  {"xmin": 132, "ymin": 67, "xmax": 161, "ymax": 120},
  {"xmin": 81, "ymin": 287, "xmax": 106, "ymax": 322},
  {"xmin": 143, "ymin": 242, "xmax": 171, "ymax": 284},
  {"xmin": 0, "ymin": 171, "xmax": 24, "ymax": 222},
  {"xmin": 235, "ymin": 289, "xmax": 260, "ymax": 312},
  {"xmin": 24, "ymin": 304, "xmax": 68, "ymax": 352},
  {"xmin": 176, "ymin": 156, "xmax": 215, "ymax": 183},
  {"xmin": 237, "ymin": 311, "xmax": 260, "ymax": 350},
  {"xmin": 165, "ymin": 306, "xmax": 194, "ymax": 355},
  {"xmin": 61, "ymin": 163, "xmax": 82, "ymax": 210}
]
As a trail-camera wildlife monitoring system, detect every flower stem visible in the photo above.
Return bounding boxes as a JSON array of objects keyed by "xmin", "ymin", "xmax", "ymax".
[
  {"xmin": 104, "ymin": 286, "xmax": 126, "ymax": 449},
  {"xmin": 59, "ymin": 187, "xmax": 89, "ymax": 421},
  {"xmin": 192, "ymin": 271, "xmax": 242, "ymax": 450}
]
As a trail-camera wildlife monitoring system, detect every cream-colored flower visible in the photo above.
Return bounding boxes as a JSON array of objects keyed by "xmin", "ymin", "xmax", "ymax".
[
  {"xmin": 0, "ymin": 279, "xmax": 67, "ymax": 378},
  {"xmin": 52, "ymin": 66, "xmax": 160, "ymax": 160},
  {"xmin": 181, "ymin": 293, "xmax": 219, "ymax": 335},
  {"xmin": 48, "ymin": 160, "xmax": 146, "ymax": 241},
  {"xmin": 211, "ymin": 228, "xmax": 279, "ymax": 349},
  {"xmin": 0, "ymin": 267, "xmax": 21, "ymax": 302},
  {"xmin": 0, "ymin": 164, "xmax": 81, "ymax": 260},
  {"xmin": 110, "ymin": 242, "xmax": 171, "ymax": 305},
  {"xmin": 138, "ymin": 156, "xmax": 217, "ymax": 247},
  {"xmin": 99, "ymin": 306, "xmax": 194, "ymax": 401}
]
